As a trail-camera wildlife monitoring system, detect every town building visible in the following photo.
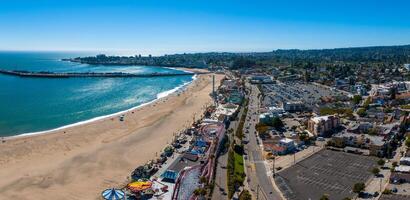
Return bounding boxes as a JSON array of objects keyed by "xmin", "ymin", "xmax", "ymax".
[
  {"xmin": 400, "ymin": 157, "xmax": 410, "ymax": 166},
  {"xmin": 307, "ymin": 115, "xmax": 340, "ymax": 136},
  {"xmin": 283, "ymin": 101, "xmax": 305, "ymax": 112},
  {"xmin": 259, "ymin": 113, "xmax": 275, "ymax": 125},
  {"xmin": 278, "ymin": 138, "xmax": 296, "ymax": 153},
  {"xmin": 249, "ymin": 75, "xmax": 273, "ymax": 84},
  {"xmin": 331, "ymin": 131, "xmax": 387, "ymax": 157}
]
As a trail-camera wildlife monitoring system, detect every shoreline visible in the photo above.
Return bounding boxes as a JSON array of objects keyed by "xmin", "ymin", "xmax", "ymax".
[
  {"xmin": 3, "ymin": 67, "xmax": 203, "ymax": 140},
  {"xmin": 0, "ymin": 71, "xmax": 223, "ymax": 200}
]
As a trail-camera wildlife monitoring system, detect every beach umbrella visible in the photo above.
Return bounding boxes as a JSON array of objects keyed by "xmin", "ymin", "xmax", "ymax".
[{"xmin": 101, "ymin": 188, "xmax": 125, "ymax": 200}]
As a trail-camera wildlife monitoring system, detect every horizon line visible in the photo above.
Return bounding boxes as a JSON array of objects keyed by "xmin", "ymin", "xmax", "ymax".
[{"xmin": 1, "ymin": 43, "xmax": 409, "ymax": 56}]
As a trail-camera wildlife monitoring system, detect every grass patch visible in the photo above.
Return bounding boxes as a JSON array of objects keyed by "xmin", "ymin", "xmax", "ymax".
[
  {"xmin": 233, "ymin": 151, "xmax": 245, "ymax": 182},
  {"xmin": 227, "ymin": 146, "xmax": 245, "ymax": 198}
]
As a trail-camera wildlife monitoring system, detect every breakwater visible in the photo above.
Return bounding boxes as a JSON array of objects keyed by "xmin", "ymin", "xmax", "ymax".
[{"xmin": 0, "ymin": 69, "xmax": 204, "ymax": 78}]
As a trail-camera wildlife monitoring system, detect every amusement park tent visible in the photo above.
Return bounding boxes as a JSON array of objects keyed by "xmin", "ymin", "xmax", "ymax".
[
  {"xmin": 161, "ymin": 170, "xmax": 179, "ymax": 183},
  {"xmin": 101, "ymin": 188, "xmax": 125, "ymax": 200}
]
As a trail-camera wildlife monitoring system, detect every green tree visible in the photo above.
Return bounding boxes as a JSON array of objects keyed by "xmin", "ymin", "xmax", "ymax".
[
  {"xmin": 199, "ymin": 176, "xmax": 208, "ymax": 184},
  {"xmin": 272, "ymin": 117, "xmax": 284, "ymax": 129},
  {"xmin": 382, "ymin": 189, "xmax": 392, "ymax": 194},
  {"xmin": 363, "ymin": 97, "xmax": 371, "ymax": 109},
  {"xmin": 320, "ymin": 194, "xmax": 330, "ymax": 200},
  {"xmin": 353, "ymin": 182, "xmax": 365, "ymax": 194},
  {"xmin": 372, "ymin": 167, "xmax": 380, "ymax": 175},
  {"xmin": 357, "ymin": 108, "xmax": 367, "ymax": 117},
  {"xmin": 377, "ymin": 159, "xmax": 385, "ymax": 166},
  {"xmin": 390, "ymin": 87, "xmax": 397, "ymax": 100},
  {"xmin": 231, "ymin": 57, "xmax": 255, "ymax": 69},
  {"xmin": 352, "ymin": 95, "xmax": 362, "ymax": 105},
  {"xmin": 193, "ymin": 188, "xmax": 207, "ymax": 196},
  {"xmin": 405, "ymin": 137, "xmax": 410, "ymax": 148},
  {"xmin": 239, "ymin": 189, "xmax": 252, "ymax": 200},
  {"xmin": 299, "ymin": 131, "xmax": 310, "ymax": 142}
]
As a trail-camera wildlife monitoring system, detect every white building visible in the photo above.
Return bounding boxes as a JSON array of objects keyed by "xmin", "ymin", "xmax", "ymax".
[{"xmin": 279, "ymin": 138, "xmax": 296, "ymax": 152}]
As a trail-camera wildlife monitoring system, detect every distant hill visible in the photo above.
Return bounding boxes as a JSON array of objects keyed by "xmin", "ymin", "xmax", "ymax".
[
  {"xmin": 68, "ymin": 44, "xmax": 410, "ymax": 68},
  {"xmin": 268, "ymin": 44, "xmax": 410, "ymax": 63}
]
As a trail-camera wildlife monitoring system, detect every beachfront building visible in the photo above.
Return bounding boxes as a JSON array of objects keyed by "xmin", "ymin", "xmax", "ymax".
[
  {"xmin": 217, "ymin": 78, "xmax": 244, "ymax": 105},
  {"xmin": 307, "ymin": 115, "xmax": 340, "ymax": 136}
]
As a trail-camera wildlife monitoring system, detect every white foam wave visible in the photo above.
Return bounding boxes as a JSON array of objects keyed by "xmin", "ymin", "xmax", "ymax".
[{"xmin": 5, "ymin": 73, "xmax": 197, "ymax": 140}]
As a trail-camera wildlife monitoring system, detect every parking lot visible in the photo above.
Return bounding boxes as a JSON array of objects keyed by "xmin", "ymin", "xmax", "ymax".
[
  {"xmin": 261, "ymin": 82, "xmax": 343, "ymax": 108},
  {"xmin": 379, "ymin": 194, "xmax": 410, "ymax": 200},
  {"xmin": 275, "ymin": 149, "xmax": 378, "ymax": 200}
]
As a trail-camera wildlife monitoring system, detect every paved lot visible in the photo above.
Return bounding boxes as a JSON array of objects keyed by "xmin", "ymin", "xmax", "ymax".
[
  {"xmin": 275, "ymin": 149, "xmax": 378, "ymax": 200},
  {"xmin": 261, "ymin": 82, "xmax": 343, "ymax": 108},
  {"xmin": 379, "ymin": 194, "xmax": 410, "ymax": 200}
]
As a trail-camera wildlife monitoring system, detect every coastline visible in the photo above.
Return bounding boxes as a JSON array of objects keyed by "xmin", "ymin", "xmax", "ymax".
[
  {"xmin": 4, "ymin": 73, "xmax": 197, "ymax": 140},
  {"xmin": 0, "ymin": 71, "xmax": 223, "ymax": 200}
]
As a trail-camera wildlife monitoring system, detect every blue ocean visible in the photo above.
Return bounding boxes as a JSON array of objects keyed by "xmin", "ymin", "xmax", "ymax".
[{"xmin": 0, "ymin": 52, "xmax": 194, "ymax": 136}]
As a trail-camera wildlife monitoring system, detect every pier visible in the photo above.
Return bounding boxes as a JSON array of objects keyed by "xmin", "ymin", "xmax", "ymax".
[{"xmin": 0, "ymin": 69, "xmax": 204, "ymax": 78}]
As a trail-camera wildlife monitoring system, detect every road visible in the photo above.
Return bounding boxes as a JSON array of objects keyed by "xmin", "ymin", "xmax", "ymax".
[{"xmin": 243, "ymin": 83, "xmax": 282, "ymax": 200}]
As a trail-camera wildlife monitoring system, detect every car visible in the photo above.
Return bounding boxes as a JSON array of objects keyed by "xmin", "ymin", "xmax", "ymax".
[{"xmin": 392, "ymin": 188, "xmax": 398, "ymax": 193}]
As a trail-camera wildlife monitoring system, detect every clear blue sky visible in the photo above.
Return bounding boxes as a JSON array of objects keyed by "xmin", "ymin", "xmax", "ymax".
[{"xmin": 1, "ymin": 0, "xmax": 410, "ymax": 55}]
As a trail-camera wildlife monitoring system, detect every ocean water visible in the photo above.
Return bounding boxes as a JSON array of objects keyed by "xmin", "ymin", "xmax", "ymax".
[{"xmin": 0, "ymin": 52, "xmax": 194, "ymax": 136}]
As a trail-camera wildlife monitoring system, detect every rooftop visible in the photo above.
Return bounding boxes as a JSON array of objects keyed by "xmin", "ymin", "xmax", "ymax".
[
  {"xmin": 311, "ymin": 115, "xmax": 337, "ymax": 123},
  {"xmin": 279, "ymin": 138, "xmax": 294, "ymax": 144},
  {"xmin": 395, "ymin": 165, "xmax": 410, "ymax": 173}
]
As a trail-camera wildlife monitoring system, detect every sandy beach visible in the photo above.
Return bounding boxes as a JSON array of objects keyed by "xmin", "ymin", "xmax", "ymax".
[{"xmin": 0, "ymin": 71, "xmax": 224, "ymax": 200}]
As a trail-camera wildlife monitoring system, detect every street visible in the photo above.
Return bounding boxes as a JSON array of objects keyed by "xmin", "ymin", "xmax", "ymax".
[{"xmin": 243, "ymin": 83, "xmax": 282, "ymax": 200}]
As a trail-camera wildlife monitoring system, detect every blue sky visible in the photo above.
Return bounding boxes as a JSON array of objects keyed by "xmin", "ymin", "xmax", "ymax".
[{"xmin": 0, "ymin": 0, "xmax": 409, "ymax": 55}]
